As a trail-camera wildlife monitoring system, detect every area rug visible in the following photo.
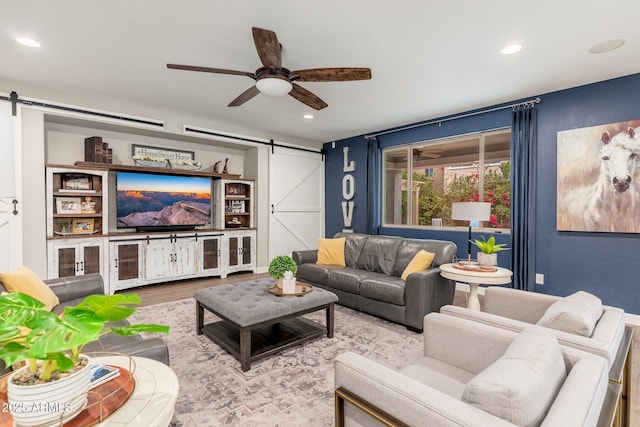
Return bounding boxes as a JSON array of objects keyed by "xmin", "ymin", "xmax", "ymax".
[{"xmin": 129, "ymin": 294, "xmax": 424, "ymax": 427}]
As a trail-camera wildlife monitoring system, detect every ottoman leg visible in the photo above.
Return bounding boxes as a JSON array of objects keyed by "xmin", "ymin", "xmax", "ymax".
[
  {"xmin": 240, "ymin": 327, "xmax": 252, "ymax": 372},
  {"xmin": 196, "ymin": 302, "xmax": 204, "ymax": 335},
  {"xmin": 326, "ymin": 303, "xmax": 334, "ymax": 338}
]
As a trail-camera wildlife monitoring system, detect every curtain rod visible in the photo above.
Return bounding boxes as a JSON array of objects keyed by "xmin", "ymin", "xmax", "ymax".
[{"xmin": 364, "ymin": 97, "xmax": 541, "ymax": 140}]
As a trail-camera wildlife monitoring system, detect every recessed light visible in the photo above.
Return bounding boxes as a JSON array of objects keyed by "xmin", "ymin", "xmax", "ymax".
[
  {"xmin": 589, "ymin": 39, "xmax": 625, "ymax": 54},
  {"xmin": 16, "ymin": 37, "xmax": 41, "ymax": 48},
  {"xmin": 303, "ymin": 114, "xmax": 314, "ymax": 119},
  {"xmin": 501, "ymin": 44, "xmax": 522, "ymax": 55}
]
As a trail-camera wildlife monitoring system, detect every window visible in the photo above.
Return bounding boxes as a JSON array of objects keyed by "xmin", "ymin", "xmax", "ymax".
[{"xmin": 382, "ymin": 129, "xmax": 511, "ymax": 229}]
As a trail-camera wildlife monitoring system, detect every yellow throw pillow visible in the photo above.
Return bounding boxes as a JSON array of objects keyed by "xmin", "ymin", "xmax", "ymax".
[
  {"xmin": 0, "ymin": 266, "xmax": 59, "ymax": 310},
  {"xmin": 401, "ymin": 250, "xmax": 436, "ymax": 281},
  {"xmin": 316, "ymin": 237, "xmax": 346, "ymax": 267}
]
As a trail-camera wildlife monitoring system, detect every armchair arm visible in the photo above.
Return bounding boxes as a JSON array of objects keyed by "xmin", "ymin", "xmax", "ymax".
[
  {"xmin": 292, "ymin": 249, "xmax": 318, "ymax": 266},
  {"xmin": 44, "ymin": 273, "xmax": 104, "ymax": 303},
  {"xmin": 335, "ymin": 351, "xmax": 514, "ymax": 427},
  {"xmin": 403, "ymin": 268, "xmax": 455, "ymax": 331}
]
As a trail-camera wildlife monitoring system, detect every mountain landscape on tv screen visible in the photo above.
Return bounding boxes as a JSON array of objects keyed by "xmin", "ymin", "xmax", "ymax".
[{"xmin": 117, "ymin": 190, "xmax": 211, "ymax": 227}]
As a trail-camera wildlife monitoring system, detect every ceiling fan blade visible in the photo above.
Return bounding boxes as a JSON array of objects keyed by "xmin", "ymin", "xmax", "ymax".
[
  {"xmin": 252, "ymin": 27, "xmax": 282, "ymax": 69},
  {"xmin": 293, "ymin": 67, "xmax": 371, "ymax": 82},
  {"xmin": 167, "ymin": 64, "xmax": 255, "ymax": 78},
  {"xmin": 289, "ymin": 83, "xmax": 328, "ymax": 110},
  {"xmin": 228, "ymin": 85, "xmax": 260, "ymax": 107}
]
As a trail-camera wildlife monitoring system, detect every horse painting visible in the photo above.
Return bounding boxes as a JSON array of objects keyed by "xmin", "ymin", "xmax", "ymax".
[{"xmin": 557, "ymin": 121, "xmax": 640, "ymax": 233}]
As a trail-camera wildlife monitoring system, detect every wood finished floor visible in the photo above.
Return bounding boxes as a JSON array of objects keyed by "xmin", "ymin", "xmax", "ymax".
[{"xmin": 128, "ymin": 274, "xmax": 639, "ymax": 426}]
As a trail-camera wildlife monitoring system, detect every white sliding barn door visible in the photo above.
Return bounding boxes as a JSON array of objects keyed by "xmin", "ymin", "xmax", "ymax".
[
  {"xmin": 269, "ymin": 146, "xmax": 324, "ymax": 260},
  {"xmin": 0, "ymin": 101, "xmax": 22, "ymax": 271}
]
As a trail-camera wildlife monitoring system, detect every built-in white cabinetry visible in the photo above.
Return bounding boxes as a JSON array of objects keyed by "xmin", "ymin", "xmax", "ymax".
[
  {"xmin": 223, "ymin": 229, "xmax": 256, "ymax": 277},
  {"xmin": 47, "ymin": 237, "xmax": 105, "ymax": 279},
  {"xmin": 214, "ymin": 179, "xmax": 254, "ymax": 229},
  {"xmin": 144, "ymin": 235, "xmax": 198, "ymax": 281},
  {"xmin": 109, "ymin": 239, "xmax": 144, "ymax": 292},
  {"xmin": 46, "ymin": 165, "xmax": 257, "ymax": 294}
]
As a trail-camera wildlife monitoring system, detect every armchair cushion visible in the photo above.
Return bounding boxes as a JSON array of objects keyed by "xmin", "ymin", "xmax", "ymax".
[
  {"xmin": 0, "ymin": 266, "xmax": 59, "ymax": 310},
  {"xmin": 537, "ymin": 291, "xmax": 603, "ymax": 337},
  {"xmin": 316, "ymin": 237, "xmax": 346, "ymax": 266},
  {"xmin": 400, "ymin": 250, "xmax": 435, "ymax": 281},
  {"xmin": 462, "ymin": 327, "xmax": 566, "ymax": 427}
]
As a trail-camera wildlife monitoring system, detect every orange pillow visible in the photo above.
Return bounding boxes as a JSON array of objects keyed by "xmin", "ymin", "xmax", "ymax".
[
  {"xmin": 0, "ymin": 266, "xmax": 59, "ymax": 310},
  {"xmin": 401, "ymin": 250, "xmax": 435, "ymax": 281},
  {"xmin": 316, "ymin": 238, "xmax": 346, "ymax": 267}
]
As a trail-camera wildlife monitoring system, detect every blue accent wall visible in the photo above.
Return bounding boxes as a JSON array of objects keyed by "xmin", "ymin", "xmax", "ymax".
[{"xmin": 324, "ymin": 73, "xmax": 640, "ymax": 313}]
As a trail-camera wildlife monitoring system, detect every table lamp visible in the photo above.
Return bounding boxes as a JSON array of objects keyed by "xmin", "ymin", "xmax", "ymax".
[{"xmin": 451, "ymin": 202, "xmax": 491, "ymax": 264}]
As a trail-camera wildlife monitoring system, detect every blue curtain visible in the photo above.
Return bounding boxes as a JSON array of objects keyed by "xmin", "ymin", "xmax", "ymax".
[
  {"xmin": 366, "ymin": 137, "xmax": 380, "ymax": 235},
  {"xmin": 510, "ymin": 106, "xmax": 537, "ymax": 291}
]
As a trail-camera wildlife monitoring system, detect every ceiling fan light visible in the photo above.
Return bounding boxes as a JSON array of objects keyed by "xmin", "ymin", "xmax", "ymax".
[{"xmin": 256, "ymin": 77, "xmax": 292, "ymax": 96}]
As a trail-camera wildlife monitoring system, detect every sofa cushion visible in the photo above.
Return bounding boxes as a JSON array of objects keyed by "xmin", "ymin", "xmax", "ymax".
[
  {"xmin": 392, "ymin": 239, "xmax": 456, "ymax": 274},
  {"xmin": 0, "ymin": 266, "xmax": 60, "ymax": 311},
  {"xmin": 317, "ymin": 237, "xmax": 346, "ymax": 266},
  {"xmin": 355, "ymin": 235, "xmax": 402, "ymax": 275},
  {"xmin": 335, "ymin": 232, "xmax": 369, "ymax": 268},
  {"xmin": 297, "ymin": 263, "xmax": 343, "ymax": 286},
  {"xmin": 327, "ymin": 268, "xmax": 379, "ymax": 294},
  {"xmin": 360, "ymin": 274, "xmax": 405, "ymax": 305},
  {"xmin": 462, "ymin": 327, "xmax": 566, "ymax": 427},
  {"xmin": 536, "ymin": 291, "xmax": 603, "ymax": 337},
  {"xmin": 401, "ymin": 250, "xmax": 435, "ymax": 281}
]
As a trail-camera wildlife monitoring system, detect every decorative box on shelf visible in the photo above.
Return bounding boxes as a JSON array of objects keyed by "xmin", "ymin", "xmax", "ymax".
[
  {"xmin": 132, "ymin": 157, "xmax": 169, "ymax": 168},
  {"xmin": 168, "ymin": 159, "xmax": 202, "ymax": 171}
]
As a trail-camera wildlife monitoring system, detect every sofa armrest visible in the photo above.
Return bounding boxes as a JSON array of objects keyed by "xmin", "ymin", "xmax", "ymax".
[
  {"xmin": 403, "ymin": 268, "xmax": 455, "ymax": 331},
  {"xmin": 335, "ymin": 351, "xmax": 514, "ymax": 427},
  {"xmin": 292, "ymin": 249, "xmax": 318, "ymax": 266},
  {"xmin": 484, "ymin": 287, "xmax": 558, "ymax": 323},
  {"xmin": 44, "ymin": 273, "xmax": 105, "ymax": 303}
]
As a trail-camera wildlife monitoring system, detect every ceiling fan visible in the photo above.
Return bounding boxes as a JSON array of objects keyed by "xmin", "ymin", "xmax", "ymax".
[
  {"xmin": 167, "ymin": 27, "xmax": 371, "ymax": 110},
  {"xmin": 413, "ymin": 147, "xmax": 443, "ymax": 161}
]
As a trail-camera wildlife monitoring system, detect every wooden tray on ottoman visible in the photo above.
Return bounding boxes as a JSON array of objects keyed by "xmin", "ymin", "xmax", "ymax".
[{"xmin": 268, "ymin": 282, "xmax": 314, "ymax": 296}]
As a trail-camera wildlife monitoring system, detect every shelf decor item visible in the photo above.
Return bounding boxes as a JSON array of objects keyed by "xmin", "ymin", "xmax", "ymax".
[
  {"xmin": 72, "ymin": 218, "xmax": 95, "ymax": 234},
  {"xmin": 0, "ymin": 292, "xmax": 168, "ymax": 426},
  {"xmin": 168, "ymin": 159, "xmax": 202, "ymax": 171},
  {"xmin": 56, "ymin": 197, "xmax": 82, "ymax": 214}
]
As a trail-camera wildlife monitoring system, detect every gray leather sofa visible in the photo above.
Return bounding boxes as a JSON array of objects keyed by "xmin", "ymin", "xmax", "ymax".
[
  {"xmin": 0, "ymin": 273, "xmax": 169, "ymax": 374},
  {"xmin": 292, "ymin": 233, "xmax": 457, "ymax": 331}
]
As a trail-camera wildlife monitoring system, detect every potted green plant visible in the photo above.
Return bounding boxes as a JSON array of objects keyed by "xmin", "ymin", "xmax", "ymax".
[
  {"xmin": 470, "ymin": 235, "xmax": 509, "ymax": 266},
  {"xmin": 0, "ymin": 292, "xmax": 168, "ymax": 425},
  {"xmin": 268, "ymin": 255, "xmax": 298, "ymax": 288}
]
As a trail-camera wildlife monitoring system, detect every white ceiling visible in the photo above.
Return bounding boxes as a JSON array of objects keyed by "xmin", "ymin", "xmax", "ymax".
[{"xmin": 2, "ymin": 0, "xmax": 640, "ymax": 148}]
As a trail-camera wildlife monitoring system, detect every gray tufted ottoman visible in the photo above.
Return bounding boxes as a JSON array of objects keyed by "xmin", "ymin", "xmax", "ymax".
[{"xmin": 194, "ymin": 277, "xmax": 338, "ymax": 371}]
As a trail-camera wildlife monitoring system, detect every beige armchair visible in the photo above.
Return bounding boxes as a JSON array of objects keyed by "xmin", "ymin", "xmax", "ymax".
[
  {"xmin": 335, "ymin": 313, "xmax": 611, "ymax": 427},
  {"xmin": 439, "ymin": 287, "xmax": 628, "ymax": 367},
  {"xmin": 439, "ymin": 287, "xmax": 632, "ymax": 426}
]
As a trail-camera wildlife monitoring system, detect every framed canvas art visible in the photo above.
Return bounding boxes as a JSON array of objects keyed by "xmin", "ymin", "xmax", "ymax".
[{"xmin": 557, "ymin": 119, "xmax": 640, "ymax": 233}]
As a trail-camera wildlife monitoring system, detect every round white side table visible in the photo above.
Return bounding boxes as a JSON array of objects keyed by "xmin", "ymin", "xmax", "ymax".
[
  {"xmin": 439, "ymin": 263, "xmax": 513, "ymax": 311},
  {"xmin": 92, "ymin": 355, "xmax": 179, "ymax": 427}
]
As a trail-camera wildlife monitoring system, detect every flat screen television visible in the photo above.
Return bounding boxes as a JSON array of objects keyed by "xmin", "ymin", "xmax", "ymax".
[{"xmin": 116, "ymin": 171, "xmax": 212, "ymax": 231}]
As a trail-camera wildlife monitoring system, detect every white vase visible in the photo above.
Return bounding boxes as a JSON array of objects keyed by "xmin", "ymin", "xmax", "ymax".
[
  {"xmin": 7, "ymin": 355, "xmax": 91, "ymax": 426},
  {"xmin": 477, "ymin": 252, "xmax": 498, "ymax": 267}
]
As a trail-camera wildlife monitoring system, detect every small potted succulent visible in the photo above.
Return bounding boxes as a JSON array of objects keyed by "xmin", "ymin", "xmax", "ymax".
[
  {"xmin": 0, "ymin": 292, "xmax": 168, "ymax": 425},
  {"xmin": 268, "ymin": 255, "xmax": 298, "ymax": 289},
  {"xmin": 471, "ymin": 235, "xmax": 509, "ymax": 266}
]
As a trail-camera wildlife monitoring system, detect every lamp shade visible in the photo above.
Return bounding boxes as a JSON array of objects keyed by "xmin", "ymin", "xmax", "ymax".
[
  {"xmin": 451, "ymin": 202, "xmax": 491, "ymax": 222},
  {"xmin": 255, "ymin": 77, "xmax": 292, "ymax": 96}
]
